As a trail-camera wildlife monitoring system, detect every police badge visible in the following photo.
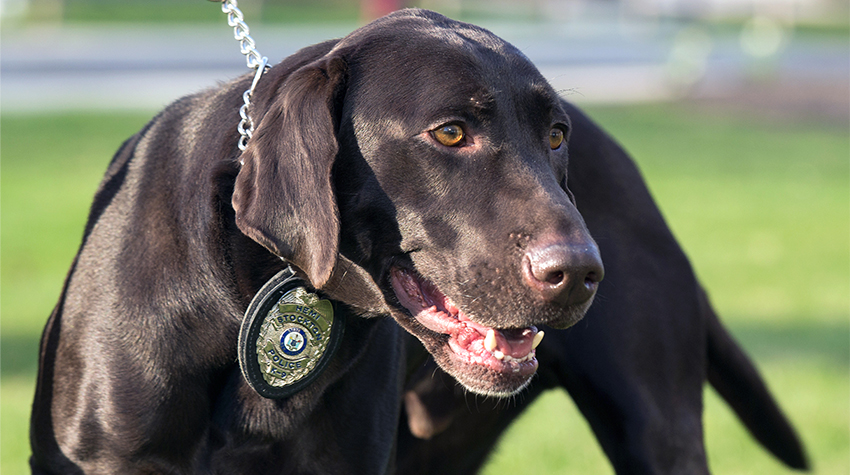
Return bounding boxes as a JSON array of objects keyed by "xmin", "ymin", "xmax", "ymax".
[{"xmin": 238, "ymin": 268, "xmax": 344, "ymax": 398}]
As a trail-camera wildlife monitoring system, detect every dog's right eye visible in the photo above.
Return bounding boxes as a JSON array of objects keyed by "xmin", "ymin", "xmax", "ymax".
[
  {"xmin": 432, "ymin": 124, "xmax": 465, "ymax": 147},
  {"xmin": 549, "ymin": 128, "xmax": 565, "ymax": 150}
]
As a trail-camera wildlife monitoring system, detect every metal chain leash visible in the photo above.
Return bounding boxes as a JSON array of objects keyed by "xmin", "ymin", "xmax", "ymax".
[{"xmin": 212, "ymin": 0, "xmax": 269, "ymax": 152}]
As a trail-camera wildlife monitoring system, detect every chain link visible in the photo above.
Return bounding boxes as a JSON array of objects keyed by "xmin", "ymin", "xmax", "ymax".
[{"xmin": 218, "ymin": 0, "xmax": 269, "ymax": 153}]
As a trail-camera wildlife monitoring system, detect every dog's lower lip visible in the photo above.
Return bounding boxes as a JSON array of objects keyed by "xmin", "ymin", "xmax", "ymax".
[{"xmin": 389, "ymin": 266, "xmax": 540, "ymax": 376}]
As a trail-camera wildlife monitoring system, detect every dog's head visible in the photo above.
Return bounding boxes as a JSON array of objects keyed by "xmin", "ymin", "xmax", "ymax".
[{"xmin": 233, "ymin": 9, "xmax": 603, "ymax": 396}]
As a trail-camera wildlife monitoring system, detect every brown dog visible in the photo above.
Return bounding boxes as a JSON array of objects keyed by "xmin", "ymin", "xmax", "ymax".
[
  {"xmin": 31, "ymin": 9, "xmax": 602, "ymax": 473},
  {"xmin": 30, "ymin": 8, "xmax": 805, "ymax": 474}
]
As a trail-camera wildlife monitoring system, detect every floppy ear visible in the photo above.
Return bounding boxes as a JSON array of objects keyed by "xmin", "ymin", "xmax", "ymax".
[{"xmin": 233, "ymin": 56, "xmax": 346, "ymax": 288}]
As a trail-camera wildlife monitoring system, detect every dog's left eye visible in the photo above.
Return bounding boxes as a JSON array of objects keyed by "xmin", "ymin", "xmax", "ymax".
[
  {"xmin": 549, "ymin": 128, "xmax": 565, "ymax": 150},
  {"xmin": 432, "ymin": 124, "xmax": 465, "ymax": 147}
]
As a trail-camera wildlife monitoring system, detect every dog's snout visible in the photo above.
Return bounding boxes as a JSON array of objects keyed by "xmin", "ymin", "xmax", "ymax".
[{"xmin": 522, "ymin": 239, "xmax": 604, "ymax": 307}]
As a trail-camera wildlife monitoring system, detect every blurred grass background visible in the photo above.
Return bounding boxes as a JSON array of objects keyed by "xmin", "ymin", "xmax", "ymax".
[
  {"xmin": 1, "ymin": 0, "xmax": 849, "ymax": 473},
  {"xmin": 2, "ymin": 105, "xmax": 847, "ymax": 473}
]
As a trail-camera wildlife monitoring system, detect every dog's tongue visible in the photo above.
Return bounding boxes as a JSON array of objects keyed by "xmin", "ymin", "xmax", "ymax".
[{"xmin": 390, "ymin": 267, "xmax": 538, "ymax": 359}]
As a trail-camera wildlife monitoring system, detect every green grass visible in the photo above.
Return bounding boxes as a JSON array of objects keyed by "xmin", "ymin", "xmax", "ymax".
[
  {"xmin": 22, "ymin": 0, "xmax": 362, "ymax": 24},
  {"xmin": 2, "ymin": 105, "xmax": 848, "ymax": 473},
  {"xmin": 16, "ymin": 0, "xmax": 580, "ymax": 25}
]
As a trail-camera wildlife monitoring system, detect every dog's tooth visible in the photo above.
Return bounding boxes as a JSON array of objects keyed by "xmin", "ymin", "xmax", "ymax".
[
  {"xmin": 484, "ymin": 329, "xmax": 497, "ymax": 352},
  {"xmin": 503, "ymin": 355, "xmax": 514, "ymax": 362},
  {"xmin": 494, "ymin": 350, "xmax": 504, "ymax": 360},
  {"xmin": 532, "ymin": 330, "xmax": 545, "ymax": 350}
]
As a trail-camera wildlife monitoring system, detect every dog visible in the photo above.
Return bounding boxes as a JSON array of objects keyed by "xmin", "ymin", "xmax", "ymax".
[
  {"xmin": 31, "ymin": 9, "xmax": 605, "ymax": 473},
  {"xmin": 29, "ymin": 8, "xmax": 807, "ymax": 474},
  {"xmin": 395, "ymin": 91, "xmax": 810, "ymax": 475}
]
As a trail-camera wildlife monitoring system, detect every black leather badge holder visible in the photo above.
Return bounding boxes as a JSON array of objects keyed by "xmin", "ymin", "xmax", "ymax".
[{"xmin": 238, "ymin": 268, "xmax": 344, "ymax": 399}]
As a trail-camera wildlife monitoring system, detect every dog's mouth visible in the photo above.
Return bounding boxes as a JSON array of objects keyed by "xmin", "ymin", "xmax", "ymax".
[{"xmin": 390, "ymin": 266, "xmax": 542, "ymax": 396}]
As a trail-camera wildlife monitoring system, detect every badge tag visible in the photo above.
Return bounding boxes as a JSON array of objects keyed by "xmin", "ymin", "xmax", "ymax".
[{"xmin": 238, "ymin": 268, "xmax": 344, "ymax": 399}]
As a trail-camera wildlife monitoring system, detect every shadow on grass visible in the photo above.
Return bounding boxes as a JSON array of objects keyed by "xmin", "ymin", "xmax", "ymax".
[
  {"xmin": 1, "ymin": 332, "xmax": 41, "ymax": 377},
  {"xmin": 727, "ymin": 319, "xmax": 849, "ymax": 368},
  {"xmin": 2, "ymin": 318, "xmax": 847, "ymax": 379}
]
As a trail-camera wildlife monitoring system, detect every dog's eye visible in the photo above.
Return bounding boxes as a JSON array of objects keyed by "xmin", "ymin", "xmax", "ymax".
[
  {"xmin": 549, "ymin": 128, "xmax": 565, "ymax": 150},
  {"xmin": 432, "ymin": 124, "xmax": 465, "ymax": 147}
]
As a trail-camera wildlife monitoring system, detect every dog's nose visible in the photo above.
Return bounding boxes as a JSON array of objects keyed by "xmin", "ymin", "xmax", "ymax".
[{"xmin": 522, "ymin": 240, "xmax": 604, "ymax": 307}]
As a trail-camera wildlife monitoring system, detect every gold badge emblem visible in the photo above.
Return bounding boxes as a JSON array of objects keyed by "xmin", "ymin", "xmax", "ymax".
[{"xmin": 255, "ymin": 287, "xmax": 335, "ymax": 388}]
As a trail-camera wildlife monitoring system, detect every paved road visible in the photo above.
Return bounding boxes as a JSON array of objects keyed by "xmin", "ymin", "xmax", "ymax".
[{"xmin": 1, "ymin": 19, "xmax": 847, "ymax": 113}]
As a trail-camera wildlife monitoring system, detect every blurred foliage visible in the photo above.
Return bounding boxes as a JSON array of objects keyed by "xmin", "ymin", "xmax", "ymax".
[
  {"xmin": 23, "ymin": 0, "xmax": 363, "ymax": 23},
  {"xmin": 11, "ymin": 0, "xmax": 847, "ymax": 33}
]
